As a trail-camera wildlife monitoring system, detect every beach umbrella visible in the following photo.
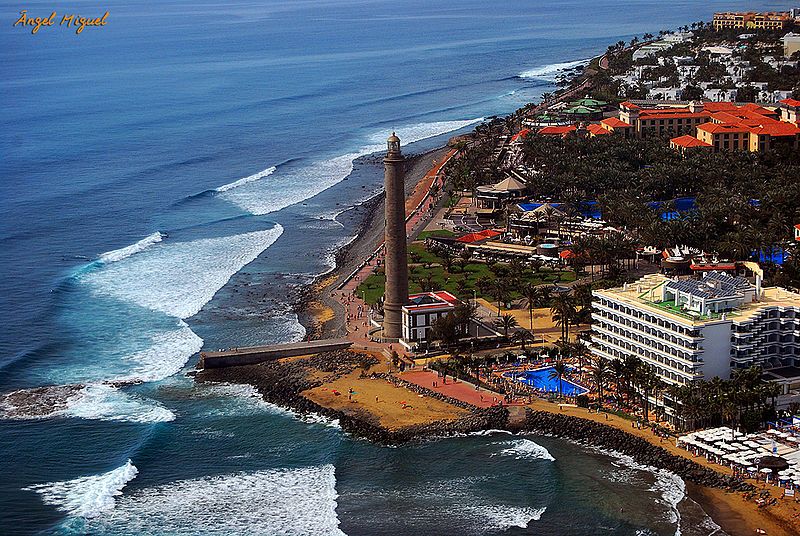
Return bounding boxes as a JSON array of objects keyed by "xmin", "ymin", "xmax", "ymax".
[{"xmin": 759, "ymin": 455, "xmax": 790, "ymax": 473}]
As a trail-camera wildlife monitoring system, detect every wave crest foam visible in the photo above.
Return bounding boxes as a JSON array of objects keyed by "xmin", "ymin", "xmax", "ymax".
[
  {"xmin": 519, "ymin": 59, "xmax": 588, "ymax": 81},
  {"xmin": 24, "ymin": 460, "xmax": 138, "ymax": 519}
]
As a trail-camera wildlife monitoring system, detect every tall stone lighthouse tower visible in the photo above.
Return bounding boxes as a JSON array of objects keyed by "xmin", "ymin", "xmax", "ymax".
[{"xmin": 382, "ymin": 132, "xmax": 409, "ymax": 340}]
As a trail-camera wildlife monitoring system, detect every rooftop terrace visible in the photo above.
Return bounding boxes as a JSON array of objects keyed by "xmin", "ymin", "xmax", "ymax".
[{"xmin": 596, "ymin": 273, "xmax": 800, "ymax": 326}]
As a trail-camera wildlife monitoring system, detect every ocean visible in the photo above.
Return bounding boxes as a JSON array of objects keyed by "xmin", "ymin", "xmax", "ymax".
[{"xmin": 0, "ymin": 0, "xmax": 782, "ymax": 534}]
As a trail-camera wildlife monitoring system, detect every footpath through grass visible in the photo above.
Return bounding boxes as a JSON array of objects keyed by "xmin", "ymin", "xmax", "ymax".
[{"xmin": 357, "ymin": 237, "xmax": 576, "ymax": 305}]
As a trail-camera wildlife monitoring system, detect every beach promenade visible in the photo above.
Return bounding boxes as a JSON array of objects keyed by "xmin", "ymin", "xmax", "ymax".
[
  {"xmin": 331, "ymin": 148, "xmax": 458, "ymax": 355},
  {"xmin": 401, "ymin": 369, "xmax": 527, "ymax": 408}
]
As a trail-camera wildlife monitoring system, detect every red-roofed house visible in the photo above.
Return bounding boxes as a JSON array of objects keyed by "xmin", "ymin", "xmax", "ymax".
[
  {"xmin": 511, "ymin": 128, "xmax": 531, "ymax": 143},
  {"xmin": 619, "ymin": 100, "xmax": 712, "ymax": 138},
  {"xmin": 779, "ymin": 98, "xmax": 800, "ymax": 125},
  {"xmin": 586, "ymin": 123, "xmax": 611, "ymax": 137},
  {"xmin": 696, "ymin": 122, "xmax": 752, "ymax": 151},
  {"xmin": 538, "ymin": 125, "xmax": 577, "ymax": 137},
  {"xmin": 669, "ymin": 134, "xmax": 712, "ymax": 153},
  {"xmin": 600, "ymin": 117, "xmax": 635, "ymax": 138},
  {"xmin": 401, "ymin": 291, "xmax": 461, "ymax": 346}
]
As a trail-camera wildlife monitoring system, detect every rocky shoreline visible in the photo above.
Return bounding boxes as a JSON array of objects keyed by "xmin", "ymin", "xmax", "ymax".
[
  {"xmin": 195, "ymin": 350, "xmax": 752, "ymax": 495},
  {"xmin": 520, "ymin": 409, "xmax": 754, "ymax": 492}
]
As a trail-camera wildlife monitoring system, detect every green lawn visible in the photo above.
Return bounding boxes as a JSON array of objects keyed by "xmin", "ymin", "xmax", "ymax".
[
  {"xmin": 416, "ymin": 229, "xmax": 456, "ymax": 241},
  {"xmin": 356, "ymin": 239, "xmax": 576, "ymax": 305}
]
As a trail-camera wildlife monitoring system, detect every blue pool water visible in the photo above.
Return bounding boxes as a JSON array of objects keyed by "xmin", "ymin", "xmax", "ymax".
[{"xmin": 508, "ymin": 367, "xmax": 588, "ymax": 396}]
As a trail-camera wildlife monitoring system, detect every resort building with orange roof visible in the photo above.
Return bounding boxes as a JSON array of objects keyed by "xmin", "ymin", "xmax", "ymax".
[{"xmin": 712, "ymin": 11, "xmax": 791, "ymax": 32}]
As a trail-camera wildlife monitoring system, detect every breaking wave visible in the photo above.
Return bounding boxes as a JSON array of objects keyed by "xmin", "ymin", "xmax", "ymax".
[
  {"xmin": 98, "ymin": 232, "xmax": 163, "ymax": 264},
  {"xmin": 23, "ymin": 460, "xmax": 138, "ymax": 519},
  {"xmin": 81, "ymin": 226, "xmax": 284, "ymax": 319},
  {"xmin": 41, "ymin": 465, "xmax": 346, "ymax": 535},
  {"xmin": 61, "ymin": 384, "xmax": 176, "ymax": 423},
  {"xmin": 219, "ymin": 118, "xmax": 483, "ymax": 216},
  {"xmin": 468, "ymin": 504, "xmax": 546, "ymax": 530},
  {"xmin": 493, "ymin": 438, "xmax": 555, "ymax": 461},
  {"xmin": 518, "ymin": 59, "xmax": 589, "ymax": 81},
  {"xmin": 215, "ymin": 165, "xmax": 277, "ymax": 192},
  {"xmin": 595, "ymin": 448, "xmax": 686, "ymax": 532}
]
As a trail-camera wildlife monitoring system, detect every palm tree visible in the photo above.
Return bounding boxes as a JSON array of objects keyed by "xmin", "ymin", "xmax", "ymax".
[
  {"xmin": 550, "ymin": 293, "xmax": 577, "ymax": 342},
  {"xmin": 572, "ymin": 340, "xmax": 589, "ymax": 377},
  {"xmin": 492, "ymin": 279, "xmax": 511, "ymax": 317},
  {"xmin": 521, "ymin": 283, "xmax": 539, "ymax": 332},
  {"xmin": 512, "ymin": 329, "xmax": 534, "ymax": 350},
  {"xmin": 549, "ymin": 360, "xmax": 568, "ymax": 398},
  {"xmin": 494, "ymin": 313, "xmax": 518, "ymax": 338},
  {"xmin": 592, "ymin": 356, "xmax": 611, "ymax": 409}
]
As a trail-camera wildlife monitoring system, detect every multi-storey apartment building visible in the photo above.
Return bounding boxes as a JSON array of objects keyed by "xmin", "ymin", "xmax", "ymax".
[
  {"xmin": 713, "ymin": 11, "xmax": 790, "ymax": 31},
  {"xmin": 591, "ymin": 271, "xmax": 800, "ymax": 420},
  {"xmin": 592, "ymin": 272, "xmax": 800, "ymax": 383}
]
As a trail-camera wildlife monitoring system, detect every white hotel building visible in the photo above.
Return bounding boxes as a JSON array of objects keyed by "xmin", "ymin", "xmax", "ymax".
[
  {"xmin": 591, "ymin": 272, "xmax": 800, "ymax": 407},
  {"xmin": 399, "ymin": 291, "xmax": 460, "ymax": 350}
]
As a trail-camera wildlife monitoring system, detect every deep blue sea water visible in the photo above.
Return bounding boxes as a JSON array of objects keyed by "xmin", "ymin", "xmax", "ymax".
[{"xmin": 0, "ymin": 1, "xmax": 784, "ymax": 534}]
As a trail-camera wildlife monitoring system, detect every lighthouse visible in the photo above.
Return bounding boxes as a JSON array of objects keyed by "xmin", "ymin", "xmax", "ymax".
[{"xmin": 382, "ymin": 132, "xmax": 409, "ymax": 340}]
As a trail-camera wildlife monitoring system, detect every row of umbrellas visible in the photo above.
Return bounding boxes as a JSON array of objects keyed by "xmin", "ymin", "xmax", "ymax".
[{"xmin": 678, "ymin": 426, "xmax": 800, "ymax": 474}]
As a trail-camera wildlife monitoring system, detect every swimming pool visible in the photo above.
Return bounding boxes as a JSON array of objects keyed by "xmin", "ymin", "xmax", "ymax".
[{"xmin": 505, "ymin": 367, "xmax": 588, "ymax": 396}]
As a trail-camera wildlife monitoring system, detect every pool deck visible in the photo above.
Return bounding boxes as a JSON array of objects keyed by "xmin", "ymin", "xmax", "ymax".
[
  {"xmin": 502, "ymin": 366, "xmax": 589, "ymax": 396},
  {"xmin": 400, "ymin": 370, "xmax": 525, "ymax": 408}
]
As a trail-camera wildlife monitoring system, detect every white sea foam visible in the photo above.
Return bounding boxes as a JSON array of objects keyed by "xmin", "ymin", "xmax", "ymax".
[
  {"xmin": 519, "ymin": 59, "xmax": 589, "ymax": 81},
  {"xmin": 98, "ymin": 232, "xmax": 163, "ymax": 264},
  {"xmin": 299, "ymin": 411, "xmax": 342, "ymax": 429},
  {"xmin": 61, "ymin": 384, "xmax": 176, "ymax": 423},
  {"xmin": 112, "ymin": 320, "xmax": 203, "ymax": 383},
  {"xmin": 82, "ymin": 226, "xmax": 284, "ymax": 319},
  {"xmin": 493, "ymin": 438, "xmax": 555, "ymax": 461},
  {"xmin": 214, "ymin": 165, "xmax": 277, "ymax": 192},
  {"xmin": 468, "ymin": 504, "xmax": 546, "ymax": 530},
  {"xmin": 74, "ymin": 465, "xmax": 345, "ymax": 535},
  {"xmin": 220, "ymin": 118, "xmax": 483, "ymax": 216},
  {"xmin": 595, "ymin": 448, "xmax": 686, "ymax": 533},
  {"xmin": 24, "ymin": 460, "xmax": 138, "ymax": 519},
  {"xmin": 200, "ymin": 383, "xmax": 341, "ymax": 429}
]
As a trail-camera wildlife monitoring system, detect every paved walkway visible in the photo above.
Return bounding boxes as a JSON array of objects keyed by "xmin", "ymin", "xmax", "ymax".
[
  {"xmin": 332, "ymin": 149, "xmax": 459, "ymax": 355},
  {"xmin": 401, "ymin": 369, "xmax": 525, "ymax": 408}
]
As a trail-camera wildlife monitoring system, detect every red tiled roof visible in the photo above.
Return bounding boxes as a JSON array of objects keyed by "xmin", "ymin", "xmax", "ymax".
[
  {"xmin": 601, "ymin": 117, "xmax": 632, "ymax": 128},
  {"xmin": 456, "ymin": 229, "xmax": 502, "ymax": 243},
  {"xmin": 538, "ymin": 125, "xmax": 576, "ymax": 135},
  {"xmin": 779, "ymin": 98, "xmax": 800, "ymax": 108},
  {"xmin": 740, "ymin": 103, "xmax": 775, "ymax": 115},
  {"xmin": 640, "ymin": 111, "xmax": 710, "ymax": 120},
  {"xmin": 703, "ymin": 101, "xmax": 740, "ymax": 113},
  {"xmin": 619, "ymin": 101, "xmax": 640, "ymax": 110},
  {"xmin": 748, "ymin": 121, "xmax": 800, "ymax": 137},
  {"xmin": 697, "ymin": 122, "xmax": 750, "ymax": 134},
  {"xmin": 405, "ymin": 291, "xmax": 460, "ymax": 311},
  {"xmin": 432, "ymin": 291, "xmax": 460, "ymax": 305},
  {"xmin": 511, "ymin": 128, "xmax": 531, "ymax": 142},
  {"xmin": 670, "ymin": 135, "xmax": 712, "ymax": 148},
  {"xmin": 559, "ymin": 250, "xmax": 575, "ymax": 259},
  {"xmin": 587, "ymin": 124, "xmax": 610, "ymax": 135}
]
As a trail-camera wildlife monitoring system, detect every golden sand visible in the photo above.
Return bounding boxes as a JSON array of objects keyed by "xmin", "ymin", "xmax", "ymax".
[{"xmin": 303, "ymin": 361, "xmax": 466, "ymax": 430}]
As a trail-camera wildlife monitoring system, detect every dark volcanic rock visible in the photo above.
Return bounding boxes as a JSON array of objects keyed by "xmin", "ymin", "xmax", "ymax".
[{"xmin": 522, "ymin": 409, "xmax": 754, "ymax": 491}]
